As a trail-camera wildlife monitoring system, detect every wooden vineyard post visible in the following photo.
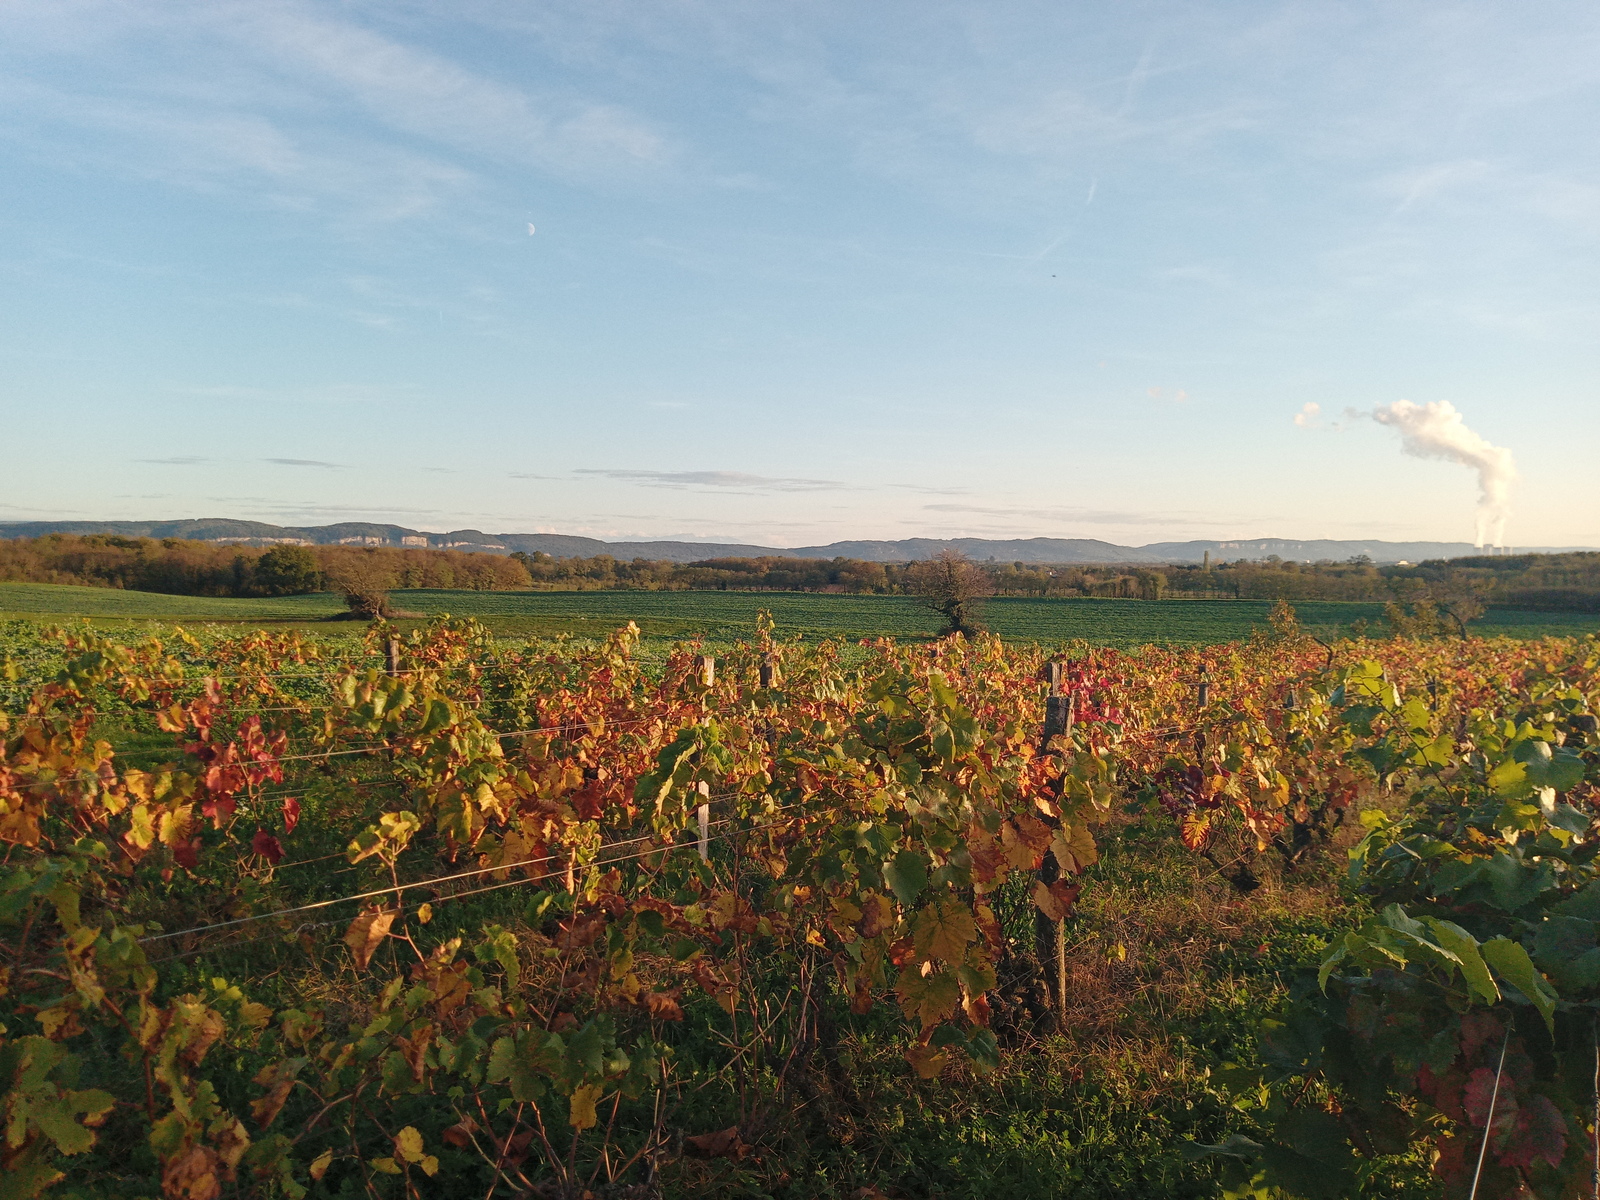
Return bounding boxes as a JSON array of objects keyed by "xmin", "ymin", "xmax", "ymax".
[
  {"xmin": 1037, "ymin": 661, "xmax": 1075, "ymax": 1016},
  {"xmin": 385, "ymin": 635, "xmax": 399, "ymax": 677},
  {"xmin": 759, "ymin": 652, "xmax": 776, "ymax": 689},
  {"xmin": 696, "ymin": 781, "xmax": 712, "ymax": 862},
  {"xmin": 696, "ymin": 656, "xmax": 715, "ymax": 861},
  {"xmin": 1195, "ymin": 662, "xmax": 1210, "ymax": 760}
]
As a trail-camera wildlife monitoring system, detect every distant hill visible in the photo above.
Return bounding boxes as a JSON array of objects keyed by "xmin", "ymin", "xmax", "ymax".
[{"xmin": 0, "ymin": 519, "xmax": 1587, "ymax": 565}]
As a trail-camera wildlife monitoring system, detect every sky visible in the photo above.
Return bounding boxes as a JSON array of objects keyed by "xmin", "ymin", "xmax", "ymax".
[{"xmin": 1, "ymin": 0, "xmax": 1597, "ymax": 549}]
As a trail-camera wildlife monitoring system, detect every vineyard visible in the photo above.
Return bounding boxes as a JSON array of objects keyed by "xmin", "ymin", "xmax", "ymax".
[{"xmin": 2, "ymin": 610, "xmax": 1599, "ymax": 1199}]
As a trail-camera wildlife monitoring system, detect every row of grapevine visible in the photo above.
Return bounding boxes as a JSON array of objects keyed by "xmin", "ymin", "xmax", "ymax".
[{"xmin": 2, "ymin": 613, "xmax": 1597, "ymax": 1197}]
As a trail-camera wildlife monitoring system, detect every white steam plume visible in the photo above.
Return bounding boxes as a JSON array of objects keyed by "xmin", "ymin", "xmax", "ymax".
[{"xmin": 1369, "ymin": 400, "xmax": 1516, "ymax": 548}]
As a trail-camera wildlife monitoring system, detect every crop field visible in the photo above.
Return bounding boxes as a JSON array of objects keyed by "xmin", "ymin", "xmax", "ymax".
[{"xmin": 4, "ymin": 580, "xmax": 1598, "ymax": 645}]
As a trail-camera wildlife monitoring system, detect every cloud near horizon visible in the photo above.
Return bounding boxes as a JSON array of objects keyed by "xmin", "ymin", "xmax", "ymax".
[
  {"xmin": 922, "ymin": 502, "xmax": 1234, "ymax": 528},
  {"xmin": 575, "ymin": 469, "xmax": 850, "ymax": 492}
]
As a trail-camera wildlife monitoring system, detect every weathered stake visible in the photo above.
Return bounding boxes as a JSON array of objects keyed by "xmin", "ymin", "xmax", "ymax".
[
  {"xmin": 385, "ymin": 636, "xmax": 399, "ymax": 678},
  {"xmin": 696, "ymin": 780, "xmax": 711, "ymax": 863},
  {"xmin": 1036, "ymin": 660, "xmax": 1074, "ymax": 1016}
]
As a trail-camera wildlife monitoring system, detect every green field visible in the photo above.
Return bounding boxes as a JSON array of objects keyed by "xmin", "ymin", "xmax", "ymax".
[{"xmin": 4, "ymin": 580, "xmax": 1598, "ymax": 646}]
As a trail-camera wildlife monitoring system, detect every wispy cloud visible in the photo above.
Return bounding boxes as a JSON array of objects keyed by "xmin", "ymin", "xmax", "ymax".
[
  {"xmin": 136, "ymin": 455, "xmax": 210, "ymax": 465},
  {"xmin": 923, "ymin": 502, "xmax": 1236, "ymax": 528},
  {"xmin": 234, "ymin": 3, "xmax": 675, "ymax": 178},
  {"xmin": 0, "ymin": 0, "xmax": 678, "ymax": 232},
  {"xmin": 889, "ymin": 483, "xmax": 970, "ymax": 496},
  {"xmin": 264, "ymin": 457, "xmax": 345, "ymax": 469},
  {"xmin": 224, "ymin": 501, "xmax": 443, "ymax": 520},
  {"xmin": 575, "ymin": 469, "xmax": 850, "ymax": 492}
]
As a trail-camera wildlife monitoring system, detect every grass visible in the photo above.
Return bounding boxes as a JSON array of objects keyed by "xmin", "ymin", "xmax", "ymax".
[{"xmin": 4, "ymin": 580, "xmax": 1597, "ymax": 647}]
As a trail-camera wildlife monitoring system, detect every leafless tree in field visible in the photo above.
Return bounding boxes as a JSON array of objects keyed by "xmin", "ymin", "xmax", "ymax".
[{"xmin": 906, "ymin": 549, "xmax": 993, "ymax": 638}]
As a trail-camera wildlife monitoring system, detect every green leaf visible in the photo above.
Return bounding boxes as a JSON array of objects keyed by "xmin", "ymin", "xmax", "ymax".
[
  {"xmin": 964, "ymin": 1027, "xmax": 1001, "ymax": 1074},
  {"xmin": 29, "ymin": 1088, "xmax": 113, "ymax": 1157},
  {"xmin": 1488, "ymin": 756, "xmax": 1529, "ymax": 798},
  {"xmin": 1481, "ymin": 937, "xmax": 1558, "ymax": 1035},
  {"xmin": 1318, "ymin": 936, "xmax": 1352, "ymax": 992},
  {"xmin": 958, "ymin": 961, "xmax": 998, "ymax": 995},
  {"xmin": 1424, "ymin": 919, "xmax": 1499, "ymax": 1005},
  {"xmin": 1549, "ymin": 804, "xmax": 1592, "ymax": 836},
  {"xmin": 884, "ymin": 849, "xmax": 928, "ymax": 908},
  {"xmin": 1523, "ymin": 743, "xmax": 1586, "ymax": 792},
  {"xmin": 926, "ymin": 673, "xmax": 958, "ymax": 711},
  {"xmin": 568, "ymin": 1020, "xmax": 605, "ymax": 1078},
  {"xmin": 1480, "ymin": 854, "xmax": 1554, "ymax": 913},
  {"xmin": 1552, "ymin": 881, "xmax": 1600, "ymax": 921}
]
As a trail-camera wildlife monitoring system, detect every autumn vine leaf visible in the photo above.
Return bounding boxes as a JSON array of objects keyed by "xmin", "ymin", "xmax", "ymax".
[
  {"xmin": 911, "ymin": 898, "xmax": 976, "ymax": 964},
  {"xmin": 344, "ymin": 907, "xmax": 398, "ymax": 971}
]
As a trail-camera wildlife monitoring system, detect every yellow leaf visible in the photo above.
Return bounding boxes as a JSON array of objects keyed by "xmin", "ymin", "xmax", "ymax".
[
  {"xmin": 420, "ymin": 1155, "xmax": 439, "ymax": 1177},
  {"xmin": 309, "ymin": 1150, "xmax": 333, "ymax": 1181},
  {"xmin": 343, "ymin": 907, "xmax": 398, "ymax": 971},
  {"xmin": 894, "ymin": 966, "xmax": 961, "ymax": 1028},
  {"xmin": 1050, "ymin": 823, "xmax": 1098, "ymax": 874},
  {"xmin": 568, "ymin": 1082, "xmax": 603, "ymax": 1130},
  {"xmin": 1032, "ymin": 880, "xmax": 1067, "ymax": 922},
  {"xmin": 126, "ymin": 803, "xmax": 156, "ymax": 850},
  {"xmin": 998, "ymin": 819, "xmax": 1040, "ymax": 870},
  {"xmin": 158, "ymin": 804, "xmax": 194, "ymax": 848},
  {"xmin": 395, "ymin": 1126, "xmax": 425, "ymax": 1164},
  {"xmin": 239, "ymin": 1001, "xmax": 272, "ymax": 1030},
  {"xmin": 911, "ymin": 898, "xmax": 976, "ymax": 964},
  {"xmin": 370, "ymin": 1156, "xmax": 401, "ymax": 1175},
  {"xmin": 417, "ymin": 903, "xmax": 433, "ymax": 925}
]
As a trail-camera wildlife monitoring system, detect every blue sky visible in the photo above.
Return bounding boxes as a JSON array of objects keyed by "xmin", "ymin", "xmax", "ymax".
[{"xmin": 2, "ymin": 1, "xmax": 1596, "ymax": 548}]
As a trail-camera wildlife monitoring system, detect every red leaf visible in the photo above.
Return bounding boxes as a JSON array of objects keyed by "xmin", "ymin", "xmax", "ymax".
[
  {"xmin": 281, "ymin": 797, "xmax": 301, "ymax": 835},
  {"xmin": 1462, "ymin": 1067, "xmax": 1519, "ymax": 1138},
  {"xmin": 252, "ymin": 829, "xmax": 284, "ymax": 865},
  {"xmin": 1498, "ymin": 1093, "xmax": 1566, "ymax": 1171}
]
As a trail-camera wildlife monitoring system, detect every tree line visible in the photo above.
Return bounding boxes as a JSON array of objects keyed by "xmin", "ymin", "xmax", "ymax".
[
  {"xmin": 2, "ymin": 534, "xmax": 1596, "ymax": 615},
  {"xmin": 0, "ymin": 535, "xmax": 532, "ymax": 597}
]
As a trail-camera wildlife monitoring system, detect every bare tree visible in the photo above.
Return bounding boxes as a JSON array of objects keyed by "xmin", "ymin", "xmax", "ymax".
[
  {"xmin": 906, "ymin": 549, "xmax": 993, "ymax": 638},
  {"xmin": 324, "ymin": 550, "xmax": 395, "ymax": 620},
  {"xmin": 1431, "ymin": 576, "xmax": 1490, "ymax": 638}
]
